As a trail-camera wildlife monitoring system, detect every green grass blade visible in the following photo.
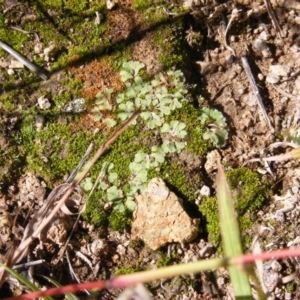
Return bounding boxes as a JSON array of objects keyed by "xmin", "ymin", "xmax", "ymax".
[
  {"xmin": 42, "ymin": 275, "xmax": 80, "ymax": 300},
  {"xmin": 216, "ymin": 162, "xmax": 253, "ymax": 298},
  {"xmin": 0, "ymin": 263, "xmax": 53, "ymax": 300}
]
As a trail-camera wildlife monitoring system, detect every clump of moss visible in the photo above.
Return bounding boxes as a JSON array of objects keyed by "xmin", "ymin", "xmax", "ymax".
[
  {"xmin": 156, "ymin": 251, "xmax": 179, "ymax": 268},
  {"xmin": 158, "ymin": 161, "xmax": 199, "ymax": 202},
  {"xmin": 199, "ymin": 167, "xmax": 271, "ymax": 250},
  {"xmin": 83, "ymin": 202, "xmax": 108, "ymax": 227},
  {"xmin": 114, "ymin": 265, "xmax": 138, "ymax": 276},
  {"xmin": 21, "ymin": 117, "xmax": 93, "ymax": 183},
  {"xmin": 108, "ymin": 208, "xmax": 131, "ymax": 231}
]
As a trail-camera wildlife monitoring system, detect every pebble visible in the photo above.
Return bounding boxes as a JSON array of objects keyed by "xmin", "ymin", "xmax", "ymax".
[
  {"xmin": 196, "ymin": 61, "xmax": 219, "ymax": 75},
  {"xmin": 34, "ymin": 43, "xmax": 43, "ymax": 54},
  {"xmin": 204, "ymin": 150, "xmax": 221, "ymax": 173},
  {"xmin": 259, "ymin": 31, "xmax": 270, "ymax": 41},
  {"xmin": 269, "ymin": 64, "xmax": 291, "ymax": 77},
  {"xmin": 35, "ymin": 115, "xmax": 45, "ymax": 131},
  {"xmin": 106, "ymin": 0, "xmax": 116, "ymax": 10},
  {"xmin": 266, "ymin": 73, "xmax": 280, "ymax": 84},
  {"xmin": 257, "ymin": 73, "xmax": 264, "ymax": 80},
  {"xmin": 253, "ymin": 38, "xmax": 272, "ymax": 58},
  {"xmin": 90, "ymin": 239, "xmax": 108, "ymax": 257},
  {"xmin": 43, "ymin": 42, "xmax": 57, "ymax": 62},
  {"xmin": 116, "ymin": 244, "xmax": 126, "ymax": 256},
  {"xmin": 9, "ymin": 60, "xmax": 24, "ymax": 69},
  {"xmin": 200, "ymin": 185, "xmax": 210, "ymax": 197},
  {"xmin": 295, "ymin": 77, "xmax": 300, "ymax": 90},
  {"xmin": 38, "ymin": 96, "xmax": 51, "ymax": 109},
  {"xmin": 131, "ymin": 178, "xmax": 200, "ymax": 250},
  {"xmin": 7, "ymin": 69, "xmax": 14, "ymax": 75}
]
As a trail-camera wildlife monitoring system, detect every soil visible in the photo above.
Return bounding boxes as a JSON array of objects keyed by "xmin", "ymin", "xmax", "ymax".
[{"xmin": 0, "ymin": 0, "xmax": 300, "ymax": 299}]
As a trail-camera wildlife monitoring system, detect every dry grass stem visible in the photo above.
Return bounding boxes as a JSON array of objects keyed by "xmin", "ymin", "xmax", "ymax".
[
  {"xmin": 0, "ymin": 41, "xmax": 48, "ymax": 80},
  {"xmin": 241, "ymin": 56, "xmax": 274, "ymax": 131}
]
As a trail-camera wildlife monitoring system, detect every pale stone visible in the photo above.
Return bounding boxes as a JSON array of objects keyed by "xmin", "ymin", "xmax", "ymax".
[
  {"xmin": 200, "ymin": 185, "xmax": 210, "ymax": 197},
  {"xmin": 266, "ymin": 73, "xmax": 280, "ymax": 84},
  {"xmin": 106, "ymin": 0, "xmax": 116, "ymax": 10},
  {"xmin": 0, "ymin": 58, "xmax": 8, "ymax": 68},
  {"xmin": 131, "ymin": 178, "xmax": 200, "ymax": 250},
  {"xmin": 204, "ymin": 150, "xmax": 221, "ymax": 173},
  {"xmin": 269, "ymin": 64, "xmax": 291, "ymax": 77},
  {"xmin": 295, "ymin": 77, "xmax": 300, "ymax": 90},
  {"xmin": 43, "ymin": 42, "xmax": 57, "ymax": 62},
  {"xmin": 35, "ymin": 114, "xmax": 45, "ymax": 131},
  {"xmin": 7, "ymin": 68, "xmax": 14, "ymax": 75},
  {"xmin": 38, "ymin": 96, "xmax": 51, "ymax": 109},
  {"xmin": 34, "ymin": 42, "xmax": 43, "ymax": 54},
  {"xmin": 9, "ymin": 60, "xmax": 24, "ymax": 69}
]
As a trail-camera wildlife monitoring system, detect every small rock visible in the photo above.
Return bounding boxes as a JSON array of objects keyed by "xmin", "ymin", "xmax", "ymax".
[
  {"xmin": 116, "ymin": 244, "xmax": 126, "ymax": 256},
  {"xmin": 269, "ymin": 64, "xmax": 291, "ymax": 77},
  {"xmin": 35, "ymin": 114, "xmax": 45, "ymax": 131},
  {"xmin": 253, "ymin": 38, "xmax": 272, "ymax": 58},
  {"xmin": 257, "ymin": 73, "xmax": 264, "ymax": 80},
  {"xmin": 63, "ymin": 98, "xmax": 85, "ymax": 113},
  {"xmin": 183, "ymin": 0, "xmax": 195, "ymax": 9},
  {"xmin": 200, "ymin": 185, "xmax": 210, "ymax": 197},
  {"xmin": 295, "ymin": 77, "xmax": 300, "ymax": 90},
  {"xmin": 0, "ymin": 58, "xmax": 8, "ymax": 68},
  {"xmin": 263, "ymin": 269, "xmax": 279, "ymax": 292},
  {"xmin": 131, "ymin": 178, "xmax": 200, "ymax": 250},
  {"xmin": 34, "ymin": 42, "xmax": 43, "ymax": 54},
  {"xmin": 225, "ymin": 54, "xmax": 234, "ymax": 66},
  {"xmin": 9, "ymin": 60, "xmax": 24, "ymax": 69},
  {"xmin": 204, "ymin": 150, "xmax": 221, "ymax": 173},
  {"xmin": 199, "ymin": 244, "xmax": 213, "ymax": 258},
  {"xmin": 38, "ymin": 96, "xmax": 51, "ymax": 109},
  {"xmin": 7, "ymin": 69, "xmax": 14, "ymax": 76},
  {"xmin": 266, "ymin": 73, "xmax": 280, "ymax": 84},
  {"xmin": 259, "ymin": 31, "xmax": 270, "ymax": 41},
  {"xmin": 90, "ymin": 239, "xmax": 108, "ymax": 257},
  {"xmin": 271, "ymin": 260, "xmax": 281, "ymax": 272},
  {"xmin": 112, "ymin": 254, "xmax": 119, "ymax": 263},
  {"xmin": 106, "ymin": 0, "xmax": 116, "ymax": 10},
  {"xmin": 43, "ymin": 41, "xmax": 57, "ymax": 62},
  {"xmin": 196, "ymin": 61, "xmax": 219, "ymax": 75},
  {"xmin": 94, "ymin": 11, "xmax": 102, "ymax": 25}
]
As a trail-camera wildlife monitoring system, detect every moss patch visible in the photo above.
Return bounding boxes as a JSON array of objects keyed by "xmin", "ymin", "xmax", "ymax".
[{"xmin": 199, "ymin": 167, "xmax": 271, "ymax": 250}]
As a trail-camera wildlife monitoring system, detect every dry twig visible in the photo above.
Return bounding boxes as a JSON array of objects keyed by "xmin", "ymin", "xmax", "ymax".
[
  {"xmin": 224, "ymin": 8, "xmax": 241, "ymax": 56},
  {"xmin": 263, "ymin": 0, "xmax": 283, "ymax": 37},
  {"xmin": 241, "ymin": 56, "xmax": 274, "ymax": 131},
  {"xmin": 0, "ymin": 41, "xmax": 48, "ymax": 80}
]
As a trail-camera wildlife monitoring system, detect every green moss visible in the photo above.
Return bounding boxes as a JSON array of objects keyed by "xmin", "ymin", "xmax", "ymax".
[
  {"xmin": 158, "ymin": 162, "xmax": 198, "ymax": 202},
  {"xmin": 226, "ymin": 168, "xmax": 270, "ymax": 214},
  {"xmin": 154, "ymin": 20, "xmax": 184, "ymax": 69},
  {"xmin": 0, "ymin": 133, "xmax": 22, "ymax": 190},
  {"xmin": 108, "ymin": 209, "xmax": 131, "ymax": 231},
  {"xmin": 157, "ymin": 256, "xmax": 172, "ymax": 268},
  {"xmin": 129, "ymin": 240, "xmax": 144, "ymax": 249},
  {"xmin": 199, "ymin": 167, "xmax": 271, "ymax": 250},
  {"xmin": 21, "ymin": 119, "xmax": 92, "ymax": 183},
  {"xmin": 134, "ymin": 0, "xmax": 166, "ymax": 22},
  {"xmin": 0, "ymin": 95, "xmax": 16, "ymax": 111},
  {"xmin": 198, "ymin": 196, "xmax": 220, "ymax": 246},
  {"xmin": 114, "ymin": 265, "xmax": 138, "ymax": 276},
  {"xmin": 286, "ymin": 283, "xmax": 295, "ymax": 293},
  {"xmin": 83, "ymin": 202, "xmax": 108, "ymax": 227}
]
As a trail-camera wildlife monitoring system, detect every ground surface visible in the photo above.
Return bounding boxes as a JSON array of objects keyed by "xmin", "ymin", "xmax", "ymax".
[{"xmin": 0, "ymin": 0, "xmax": 300, "ymax": 299}]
